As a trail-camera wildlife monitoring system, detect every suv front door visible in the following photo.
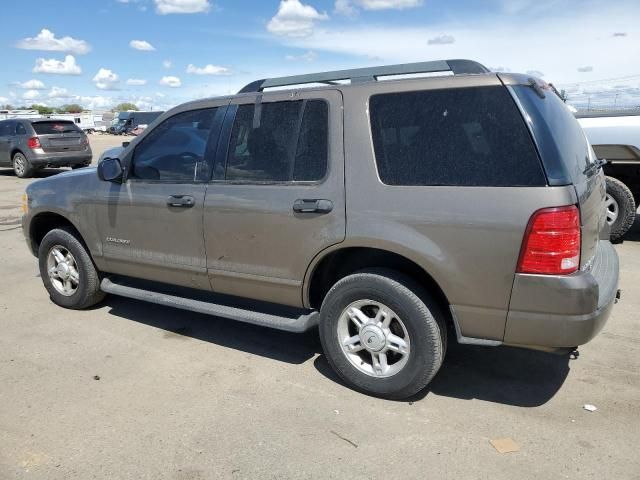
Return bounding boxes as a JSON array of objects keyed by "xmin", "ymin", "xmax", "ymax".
[
  {"xmin": 203, "ymin": 89, "xmax": 345, "ymax": 307},
  {"xmin": 95, "ymin": 103, "xmax": 227, "ymax": 290},
  {"xmin": 0, "ymin": 121, "xmax": 15, "ymax": 166}
]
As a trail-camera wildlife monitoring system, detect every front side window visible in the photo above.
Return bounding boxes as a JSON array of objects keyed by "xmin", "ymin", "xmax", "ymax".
[
  {"xmin": 0, "ymin": 122, "xmax": 13, "ymax": 136},
  {"xmin": 369, "ymin": 86, "xmax": 546, "ymax": 187},
  {"xmin": 225, "ymin": 99, "xmax": 328, "ymax": 182},
  {"xmin": 131, "ymin": 108, "xmax": 217, "ymax": 182}
]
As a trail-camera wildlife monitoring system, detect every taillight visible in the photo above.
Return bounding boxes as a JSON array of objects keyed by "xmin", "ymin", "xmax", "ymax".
[
  {"xmin": 517, "ymin": 205, "xmax": 581, "ymax": 275},
  {"xmin": 27, "ymin": 137, "xmax": 41, "ymax": 149}
]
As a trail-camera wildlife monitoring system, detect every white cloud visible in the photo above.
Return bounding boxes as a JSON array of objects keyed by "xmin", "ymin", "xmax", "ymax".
[
  {"xmin": 48, "ymin": 87, "xmax": 72, "ymax": 98},
  {"xmin": 334, "ymin": 0, "xmax": 357, "ymax": 15},
  {"xmin": 271, "ymin": 3, "xmax": 640, "ymax": 88},
  {"xmin": 577, "ymin": 66, "xmax": 594, "ymax": 73},
  {"xmin": 267, "ymin": 0, "xmax": 329, "ymax": 38},
  {"xmin": 130, "ymin": 40, "xmax": 156, "ymax": 51},
  {"xmin": 155, "ymin": 0, "xmax": 211, "ymax": 14},
  {"xmin": 286, "ymin": 50, "xmax": 318, "ymax": 62},
  {"xmin": 78, "ymin": 96, "xmax": 114, "ymax": 110},
  {"xmin": 126, "ymin": 78, "xmax": 148, "ymax": 86},
  {"xmin": 163, "ymin": 59, "xmax": 173, "ymax": 69},
  {"xmin": 334, "ymin": 0, "xmax": 421, "ymax": 14},
  {"xmin": 19, "ymin": 79, "xmax": 46, "ymax": 90},
  {"xmin": 526, "ymin": 70, "xmax": 545, "ymax": 77},
  {"xmin": 16, "ymin": 29, "xmax": 91, "ymax": 55},
  {"xmin": 33, "ymin": 55, "xmax": 82, "ymax": 75},
  {"xmin": 186, "ymin": 63, "xmax": 231, "ymax": 75},
  {"xmin": 93, "ymin": 68, "xmax": 120, "ymax": 90},
  {"xmin": 22, "ymin": 90, "xmax": 41, "ymax": 100},
  {"xmin": 160, "ymin": 76, "xmax": 182, "ymax": 87},
  {"xmin": 428, "ymin": 34, "xmax": 455, "ymax": 45},
  {"xmin": 0, "ymin": 97, "xmax": 9, "ymax": 104}
]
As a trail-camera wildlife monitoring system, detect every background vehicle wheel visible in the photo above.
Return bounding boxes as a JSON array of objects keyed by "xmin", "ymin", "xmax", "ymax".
[
  {"xmin": 38, "ymin": 227, "xmax": 105, "ymax": 309},
  {"xmin": 605, "ymin": 176, "xmax": 636, "ymax": 242},
  {"xmin": 13, "ymin": 152, "xmax": 35, "ymax": 178},
  {"xmin": 319, "ymin": 268, "xmax": 446, "ymax": 400}
]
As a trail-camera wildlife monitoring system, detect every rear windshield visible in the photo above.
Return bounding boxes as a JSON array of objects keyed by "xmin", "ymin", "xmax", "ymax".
[
  {"xmin": 32, "ymin": 121, "xmax": 81, "ymax": 135},
  {"xmin": 369, "ymin": 86, "xmax": 546, "ymax": 186},
  {"xmin": 511, "ymin": 86, "xmax": 593, "ymax": 184}
]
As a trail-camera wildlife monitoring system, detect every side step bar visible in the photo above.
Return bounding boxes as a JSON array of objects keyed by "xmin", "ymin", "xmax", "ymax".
[{"xmin": 100, "ymin": 278, "xmax": 319, "ymax": 333}]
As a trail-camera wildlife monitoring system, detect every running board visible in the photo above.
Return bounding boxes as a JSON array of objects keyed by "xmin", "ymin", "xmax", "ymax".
[{"xmin": 100, "ymin": 277, "xmax": 319, "ymax": 333}]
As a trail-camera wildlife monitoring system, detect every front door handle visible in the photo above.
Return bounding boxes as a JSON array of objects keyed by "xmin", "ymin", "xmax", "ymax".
[
  {"xmin": 293, "ymin": 199, "xmax": 333, "ymax": 214},
  {"xmin": 167, "ymin": 195, "xmax": 195, "ymax": 208}
]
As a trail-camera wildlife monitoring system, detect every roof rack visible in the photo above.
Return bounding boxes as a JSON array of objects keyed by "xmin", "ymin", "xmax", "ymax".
[{"xmin": 238, "ymin": 59, "xmax": 489, "ymax": 94}]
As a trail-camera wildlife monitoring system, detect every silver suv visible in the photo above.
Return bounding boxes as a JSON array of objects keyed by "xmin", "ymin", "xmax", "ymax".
[{"xmin": 22, "ymin": 60, "xmax": 619, "ymax": 399}]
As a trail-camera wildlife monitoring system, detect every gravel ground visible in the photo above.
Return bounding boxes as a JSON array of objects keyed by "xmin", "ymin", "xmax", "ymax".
[{"xmin": 0, "ymin": 135, "xmax": 639, "ymax": 479}]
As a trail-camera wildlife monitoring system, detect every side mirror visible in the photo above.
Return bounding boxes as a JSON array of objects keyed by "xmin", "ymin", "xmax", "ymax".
[
  {"xmin": 122, "ymin": 141, "xmax": 130, "ymax": 148},
  {"xmin": 97, "ymin": 157, "xmax": 124, "ymax": 183}
]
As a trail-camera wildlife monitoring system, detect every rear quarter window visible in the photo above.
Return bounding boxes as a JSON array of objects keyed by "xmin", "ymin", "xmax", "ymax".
[
  {"xmin": 32, "ymin": 121, "xmax": 81, "ymax": 135},
  {"xmin": 369, "ymin": 86, "xmax": 546, "ymax": 186}
]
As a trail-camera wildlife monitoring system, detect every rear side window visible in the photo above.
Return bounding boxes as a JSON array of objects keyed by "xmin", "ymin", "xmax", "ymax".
[
  {"xmin": 512, "ymin": 86, "xmax": 592, "ymax": 184},
  {"xmin": 132, "ymin": 108, "xmax": 218, "ymax": 182},
  {"xmin": 16, "ymin": 123, "xmax": 27, "ymax": 135},
  {"xmin": 369, "ymin": 86, "xmax": 545, "ymax": 186},
  {"xmin": 225, "ymin": 100, "xmax": 328, "ymax": 182},
  {"xmin": 32, "ymin": 121, "xmax": 81, "ymax": 135},
  {"xmin": 0, "ymin": 121, "xmax": 13, "ymax": 136}
]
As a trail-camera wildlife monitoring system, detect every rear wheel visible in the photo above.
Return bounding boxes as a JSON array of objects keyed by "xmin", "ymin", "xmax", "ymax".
[
  {"xmin": 38, "ymin": 227, "xmax": 105, "ymax": 309},
  {"xmin": 13, "ymin": 152, "xmax": 35, "ymax": 178},
  {"xmin": 319, "ymin": 269, "xmax": 446, "ymax": 400},
  {"xmin": 606, "ymin": 176, "xmax": 636, "ymax": 242}
]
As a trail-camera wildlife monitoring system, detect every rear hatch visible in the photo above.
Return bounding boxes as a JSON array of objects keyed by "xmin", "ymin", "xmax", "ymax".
[
  {"xmin": 32, "ymin": 120, "xmax": 87, "ymax": 153},
  {"xmin": 503, "ymin": 74, "xmax": 606, "ymax": 267}
]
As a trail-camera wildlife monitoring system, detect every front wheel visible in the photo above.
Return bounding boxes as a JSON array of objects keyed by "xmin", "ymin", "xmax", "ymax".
[
  {"xmin": 605, "ymin": 176, "xmax": 636, "ymax": 242},
  {"xmin": 319, "ymin": 269, "xmax": 446, "ymax": 400},
  {"xmin": 38, "ymin": 227, "xmax": 105, "ymax": 309}
]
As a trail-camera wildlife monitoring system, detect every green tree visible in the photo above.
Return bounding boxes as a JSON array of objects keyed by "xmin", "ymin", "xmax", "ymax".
[
  {"xmin": 30, "ymin": 104, "xmax": 55, "ymax": 115},
  {"xmin": 113, "ymin": 102, "xmax": 138, "ymax": 112},
  {"xmin": 58, "ymin": 103, "xmax": 84, "ymax": 113}
]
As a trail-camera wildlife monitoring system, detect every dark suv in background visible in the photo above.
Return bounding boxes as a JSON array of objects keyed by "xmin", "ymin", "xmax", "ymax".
[
  {"xmin": 0, "ymin": 118, "xmax": 92, "ymax": 178},
  {"xmin": 22, "ymin": 60, "xmax": 619, "ymax": 399}
]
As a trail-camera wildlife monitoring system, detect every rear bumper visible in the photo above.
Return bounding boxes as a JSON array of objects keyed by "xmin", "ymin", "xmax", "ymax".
[
  {"xmin": 504, "ymin": 240, "xmax": 619, "ymax": 348},
  {"xmin": 28, "ymin": 150, "xmax": 92, "ymax": 167}
]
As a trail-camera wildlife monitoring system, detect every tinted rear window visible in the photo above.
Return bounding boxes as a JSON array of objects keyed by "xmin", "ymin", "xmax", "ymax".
[
  {"xmin": 512, "ymin": 86, "xmax": 592, "ymax": 184},
  {"xmin": 32, "ymin": 121, "xmax": 81, "ymax": 135},
  {"xmin": 369, "ymin": 86, "xmax": 545, "ymax": 186}
]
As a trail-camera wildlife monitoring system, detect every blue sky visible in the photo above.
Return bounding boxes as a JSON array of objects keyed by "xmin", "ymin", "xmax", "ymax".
[{"xmin": 0, "ymin": 0, "xmax": 638, "ymax": 110}]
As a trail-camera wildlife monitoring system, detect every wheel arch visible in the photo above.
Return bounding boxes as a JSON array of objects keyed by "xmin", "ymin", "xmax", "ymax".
[
  {"xmin": 28, "ymin": 211, "xmax": 87, "ymax": 255},
  {"xmin": 304, "ymin": 245, "xmax": 452, "ymax": 321}
]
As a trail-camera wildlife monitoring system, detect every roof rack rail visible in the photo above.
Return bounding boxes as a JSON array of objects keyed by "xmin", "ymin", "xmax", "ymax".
[{"xmin": 238, "ymin": 59, "xmax": 489, "ymax": 94}]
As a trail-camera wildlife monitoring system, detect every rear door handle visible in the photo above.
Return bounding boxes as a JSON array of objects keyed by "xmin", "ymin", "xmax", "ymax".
[
  {"xmin": 293, "ymin": 199, "xmax": 333, "ymax": 214},
  {"xmin": 167, "ymin": 195, "xmax": 195, "ymax": 208}
]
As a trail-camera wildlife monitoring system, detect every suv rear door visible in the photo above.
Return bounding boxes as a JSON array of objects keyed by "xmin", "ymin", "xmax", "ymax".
[
  {"xmin": 31, "ymin": 120, "xmax": 86, "ymax": 153},
  {"xmin": 203, "ymin": 89, "xmax": 345, "ymax": 307}
]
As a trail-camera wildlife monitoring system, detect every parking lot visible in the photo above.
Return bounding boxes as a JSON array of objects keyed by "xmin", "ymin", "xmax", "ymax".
[{"xmin": 0, "ymin": 135, "xmax": 639, "ymax": 479}]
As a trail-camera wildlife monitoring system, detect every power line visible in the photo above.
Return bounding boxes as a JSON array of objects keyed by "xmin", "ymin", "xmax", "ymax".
[{"xmin": 557, "ymin": 74, "xmax": 640, "ymax": 87}]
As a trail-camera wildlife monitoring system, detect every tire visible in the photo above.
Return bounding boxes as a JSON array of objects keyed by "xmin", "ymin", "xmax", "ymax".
[
  {"xmin": 605, "ymin": 176, "xmax": 636, "ymax": 242},
  {"xmin": 13, "ymin": 152, "xmax": 35, "ymax": 178},
  {"xmin": 38, "ymin": 227, "xmax": 105, "ymax": 309},
  {"xmin": 319, "ymin": 268, "xmax": 446, "ymax": 400},
  {"xmin": 71, "ymin": 164, "xmax": 86, "ymax": 170}
]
